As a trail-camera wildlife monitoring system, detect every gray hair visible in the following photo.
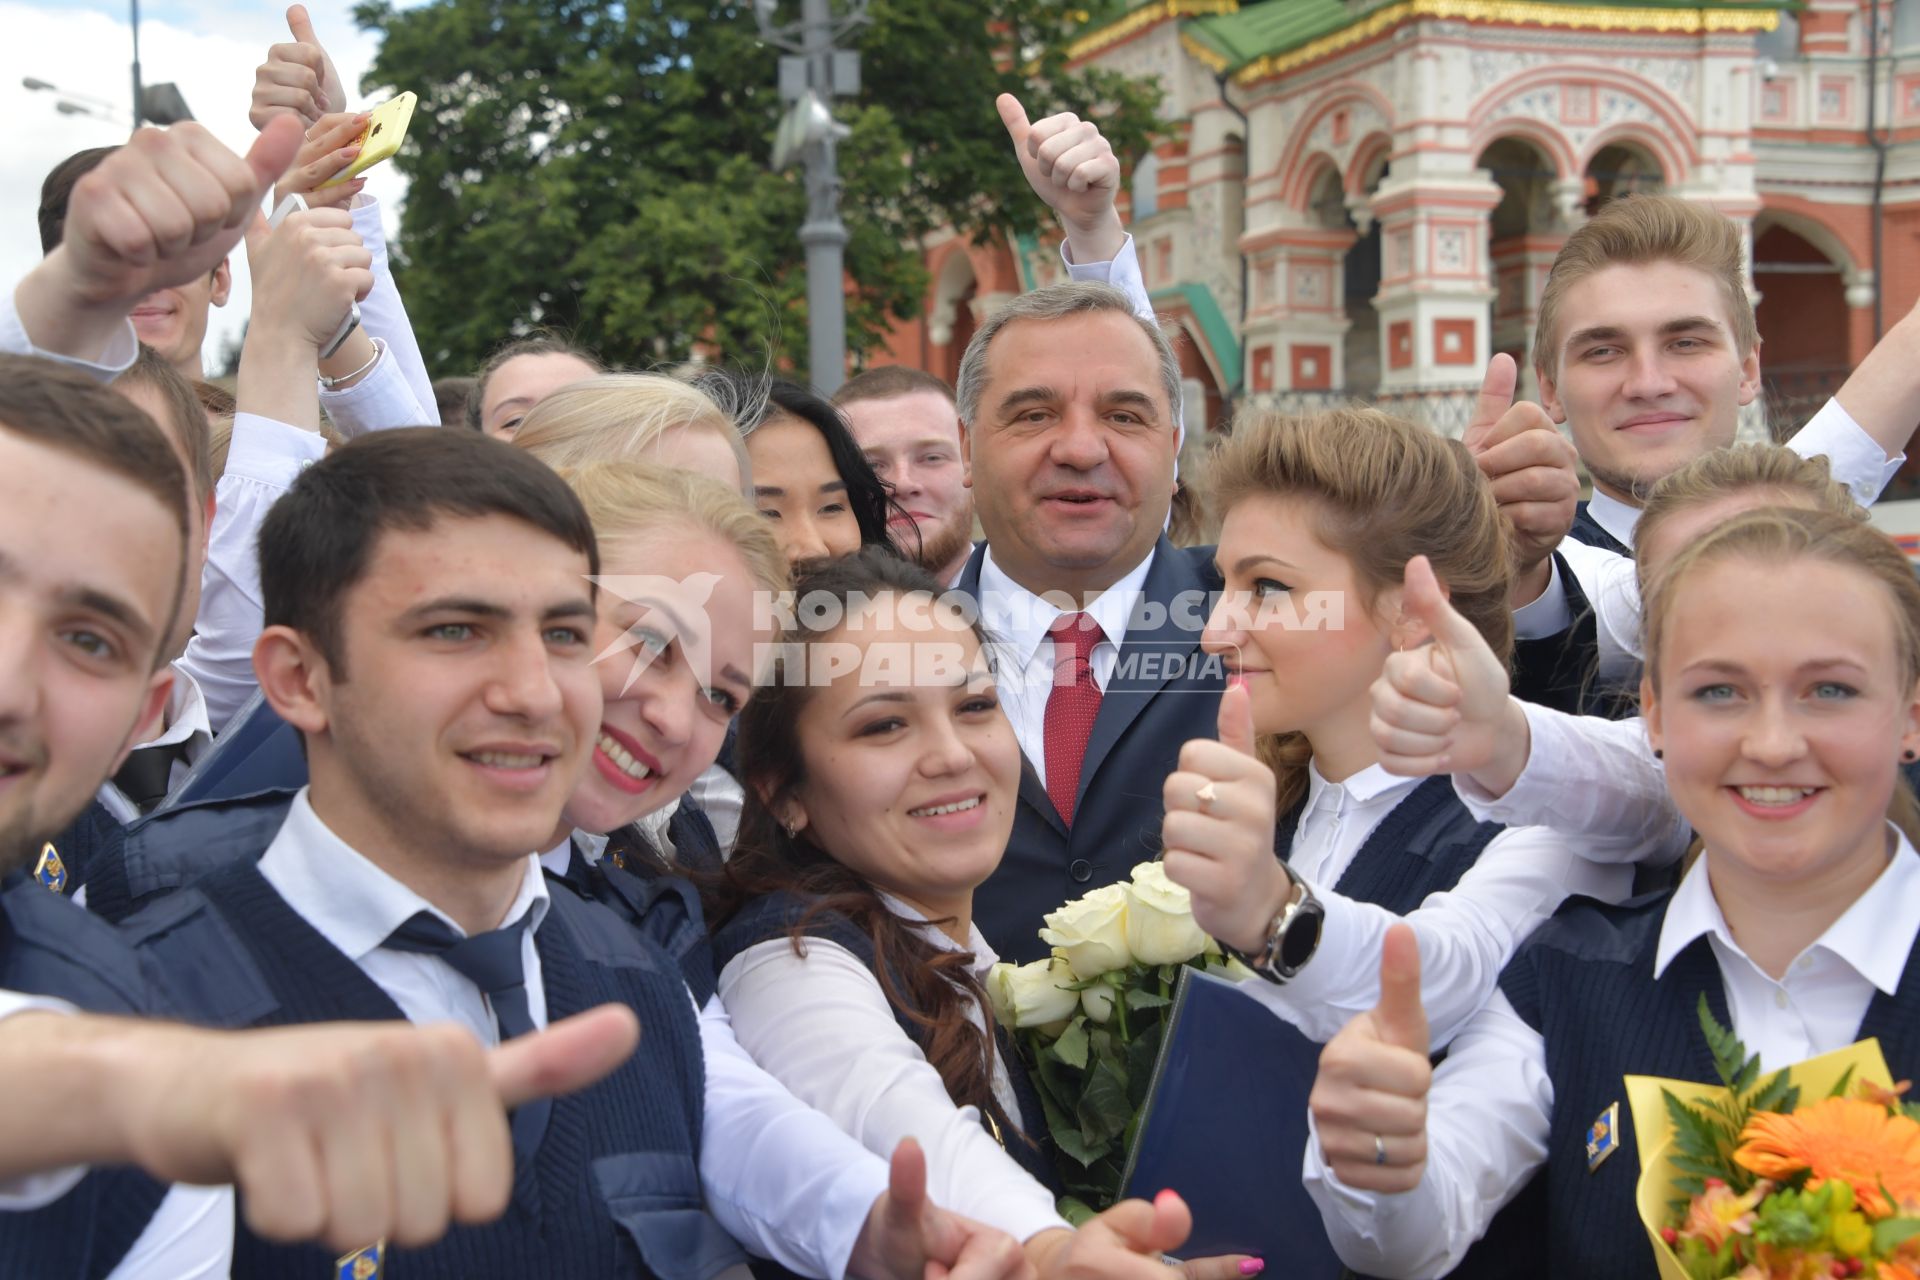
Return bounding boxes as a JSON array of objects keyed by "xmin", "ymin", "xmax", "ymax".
[{"xmin": 953, "ymin": 282, "xmax": 1183, "ymax": 432}]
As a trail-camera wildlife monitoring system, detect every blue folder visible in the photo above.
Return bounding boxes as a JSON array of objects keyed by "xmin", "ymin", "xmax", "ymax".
[
  {"xmin": 1119, "ymin": 965, "xmax": 1347, "ymax": 1274},
  {"xmin": 161, "ymin": 690, "xmax": 308, "ymax": 811}
]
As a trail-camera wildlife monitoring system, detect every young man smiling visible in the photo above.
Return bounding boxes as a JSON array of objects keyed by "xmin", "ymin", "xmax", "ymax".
[
  {"xmin": 113, "ymin": 426, "xmax": 1036, "ymax": 1279},
  {"xmin": 1511, "ymin": 195, "xmax": 1920, "ymax": 702}
]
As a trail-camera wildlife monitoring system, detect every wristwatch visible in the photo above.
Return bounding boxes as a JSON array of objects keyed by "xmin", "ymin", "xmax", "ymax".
[{"xmin": 1225, "ymin": 861, "xmax": 1324, "ymax": 985}]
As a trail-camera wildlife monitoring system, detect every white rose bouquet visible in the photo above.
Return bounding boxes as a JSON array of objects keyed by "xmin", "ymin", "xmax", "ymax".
[{"xmin": 985, "ymin": 860, "xmax": 1252, "ymax": 1216}]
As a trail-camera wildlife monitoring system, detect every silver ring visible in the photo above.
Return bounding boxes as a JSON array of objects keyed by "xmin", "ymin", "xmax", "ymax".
[
  {"xmin": 1196, "ymin": 781, "xmax": 1218, "ymax": 812},
  {"xmin": 1374, "ymin": 1134, "xmax": 1388, "ymax": 1166}
]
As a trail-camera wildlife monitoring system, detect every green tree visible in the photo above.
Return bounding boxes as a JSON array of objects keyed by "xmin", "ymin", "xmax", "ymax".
[{"xmin": 351, "ymin": 0, "xmax": 1162, "ymax": 375}]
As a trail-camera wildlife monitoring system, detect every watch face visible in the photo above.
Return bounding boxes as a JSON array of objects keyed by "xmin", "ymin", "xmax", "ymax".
[{"xmin": 1279, "ymin": 905, "xmax": 1324, "ymax": 973}]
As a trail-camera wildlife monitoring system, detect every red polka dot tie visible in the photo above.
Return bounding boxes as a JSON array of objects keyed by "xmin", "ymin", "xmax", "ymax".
[{"xmin": 1044, "ymin": 612, "xmax": 1105, "ymax": 828}]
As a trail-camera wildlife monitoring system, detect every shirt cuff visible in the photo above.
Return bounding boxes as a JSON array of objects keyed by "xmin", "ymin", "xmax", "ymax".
[
  {"xmin": 1453, "ymin": 700, "xmax": 1555, "ymax": 824},
  {"xmin": 0, "ymin": 290, "xmax": 138, "ymax": 380},
  {"xmin": 1793, "ymin": 397, "xmax": 1906, "ymax": 507},
  {"xmin": 226, "ymin": 413, "xmax": 327, "ymax": 486},
  {"xmin": 317, "ymin": 341, "xmax": 430, "ymax": 437},
  {"xmin": 1060, "ymin": 233, "xmax": 1143, "ymax": 297},
  {"xmin": 1512, "ymin": 555, "xmax": 1571, "ymax": 639}
]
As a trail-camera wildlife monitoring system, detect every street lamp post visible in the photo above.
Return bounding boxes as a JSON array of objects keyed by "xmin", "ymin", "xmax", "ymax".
[
  {"xmin": 756, "ymin": 0, "xmax": 868, "ymax": 395},
  {"xmin": 131, "ymin": 0, "xmax": 144, "ymax": 130}
]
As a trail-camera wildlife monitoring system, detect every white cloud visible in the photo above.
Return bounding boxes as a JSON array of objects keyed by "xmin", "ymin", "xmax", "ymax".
[{"xmin": 0, "ymin": 0, "xmax": 411, "ymax": 374}]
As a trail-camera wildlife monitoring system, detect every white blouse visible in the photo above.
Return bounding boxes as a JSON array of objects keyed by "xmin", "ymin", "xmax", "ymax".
[{"xmin": 718, "ymin": 895, "xmax": 1069, "ymax": 1244}]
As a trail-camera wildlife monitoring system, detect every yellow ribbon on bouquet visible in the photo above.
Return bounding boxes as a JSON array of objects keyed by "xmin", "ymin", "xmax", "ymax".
[{"xmin": 1625, "ymin": 1038, "xmax": 1897, "ymax": 1280}]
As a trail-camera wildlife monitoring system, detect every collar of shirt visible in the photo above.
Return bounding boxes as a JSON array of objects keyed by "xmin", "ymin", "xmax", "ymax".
[
  {"xmin": 136, "ymin": 662, "xmax": 213, "ymax": 754},
  {"xmin": 259, "ymin": 787, "xmax": 551, "ymax": 964},
  {"xmin": 1655, "ymin": 824, "xmax": 1920, "ymax": 995},
  {"xmin": 1586, "ymin": 489, "xmax": 1641, "ymax": 550},
  {"xmin": 877, "ymin": 891, "xmax": 1001, "ymax": 986},
  {"xmin": 1304, "ymin": 759, "xmax": 1421, "ymax": 814},
  {"xmin": 975, "ymin": 543, "xmax": 1157, "ymax": 678}
]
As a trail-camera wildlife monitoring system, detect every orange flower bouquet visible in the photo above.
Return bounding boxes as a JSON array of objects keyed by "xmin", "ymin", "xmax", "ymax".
[{"xmin": 1630, "ymin": 998, "xmax": 1920, "ymax": 1280}]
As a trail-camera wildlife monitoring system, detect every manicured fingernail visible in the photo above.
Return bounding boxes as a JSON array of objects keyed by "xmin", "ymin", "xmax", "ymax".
[
  {"xmin": 1154, "ymin": 1188, "xmax": 1178, "ymax": 1208},
  {"xmin": 342, "ymin": 146, "xmax": 361, "ymax": 158},
  {"xmin": 1239, "ymin": 1261, "xmax": 1265, "ymax": 1276},
  {"xmin": 1228, "ymin": 674, "xmax": 1246, "ymax": 693}
]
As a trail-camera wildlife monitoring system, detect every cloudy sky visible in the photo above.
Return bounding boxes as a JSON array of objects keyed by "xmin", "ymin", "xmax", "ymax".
[{"xmin": 2, "ymin": 0, "xmax": 414, "ymax": 372}]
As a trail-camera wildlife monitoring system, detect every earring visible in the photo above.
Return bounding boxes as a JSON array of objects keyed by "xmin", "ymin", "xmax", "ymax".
[
  {"xmin": 1653, "ymin": 749, "xmax": 1663, "ymax": 760},
  {"xmin": 785, "ymin": 818, "xmax": 800, "ymax": 838},
  {"xmin": 1904, "ymin": 750, "xmax": 1917, "ymax": 763}
]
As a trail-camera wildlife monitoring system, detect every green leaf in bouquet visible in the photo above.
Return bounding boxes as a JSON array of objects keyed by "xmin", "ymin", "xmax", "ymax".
[
  {"xmin": 1089, "ymin": 1028, "xmax": 1114, "ymax": 1064},
  {"xmin": 1827, "ymin": 1064, "xmax": 1857, "ymax": 1100},
  {"xmin": 1056, "ymin": 1196, "xmax": 1097, "ymax": 1228},
  {"xmin": 1078, "ymin": 1057, "xmax": 1133, "ymax": 1147},
  {"xmin": 1052, "ymin": 1018, "xmax": 1090, "ymax": 1071},
  {"xmin": 1125, "ymin": 988, "xmax": 1171, "ymax": 1011},
  {"xmin": 1050, "ymin": 1121, "xmax": 1111, "ymax": 1170},
  {"xmin": 1698, "ymin": 995, "xmax": 1763, "ymax": 1095},
  {"xmin": 1662, "ymin": 1087, "xmax": 1740, "ymax": 1189},
  {"xmin": 1873, "ymin": 1216, "xmax": 1920, "ymax": 1253},
  {"xmin": 1747, "ymin": 1070, "xmax": 1798, "ymax": 1118},
  {"xmin": 1124, "ymin": 1021, "xmax": 1162, "ymax": 1111}
]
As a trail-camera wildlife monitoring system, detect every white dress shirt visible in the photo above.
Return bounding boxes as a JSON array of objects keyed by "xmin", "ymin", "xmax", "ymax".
[
  {"xmin": 177, "ymin": 413, "xmax": 327, "ymax": 734},
  {"xmin": 1236, "ymin": 761, "xmax": 1632, "ymax": 1048},
  {"xmin": 262, "ymin": 789, "xmax": 889, "ymax": 1278},
  {"xmin": 327, "ymin": 195, "xmax": 438, "ymax": 427},
  {"xmin": 1514, "ymin": 397, "xmax": 1906, "ymax": 650},
  {"xmin": 687, "ymin": 764, "xmax": 746, "ymax": 856},
  {"xmin": 93, "ymin": 667, "xmax": 213, "ymax": 824},
  {"xmin": 1454, "ymin": 700, "xmax": 1690, "ymax": 865},
  {"xmin": 717, "ymin": 896, "xmax": 1068, "ymax": 1246},
  {"xmin": 0, "ymin": 287, "xmax": 138, "ymax": 379},
  {"xmin": 975, "ymin": 544, "xmax": 1155, "ymax": 790},
  {"xmin": 1304, "ymin": 827, "xmax": 1920, "ymax": 1279}
]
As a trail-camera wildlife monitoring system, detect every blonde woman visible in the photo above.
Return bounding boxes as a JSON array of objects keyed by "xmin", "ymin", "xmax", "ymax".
[{"xmin": 515, "ymin": 372, "xmax": 752, "ymax": 493}]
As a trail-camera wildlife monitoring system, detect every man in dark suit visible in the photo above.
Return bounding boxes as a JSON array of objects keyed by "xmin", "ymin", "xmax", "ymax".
[{"xmin": 951, "ymin": 276, "xmax": 1222, "ymax": 960}]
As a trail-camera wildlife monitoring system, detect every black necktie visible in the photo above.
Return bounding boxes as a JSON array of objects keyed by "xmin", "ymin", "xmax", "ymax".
[
  {"xmin": 111, "ymin": 740, "xmax": 190, "ymax": 814},
  {"xmin": 383, "ymin": 911, "xmax": 549, "ymax": 1159}
]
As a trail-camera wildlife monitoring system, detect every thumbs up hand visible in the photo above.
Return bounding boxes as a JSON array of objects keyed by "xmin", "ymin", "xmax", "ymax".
[
  {"xmin": 1161, "ymin": 679, "xmax": 1293, "ymax": 954},
  {"xmin": 1309, "ymin": 924, "xmax": 1431, "ymax": 1194},
  {"xmin": 1459, "ymin": 354, "xmax": 1579, "ymax": 598},
  {"xmin": 251, "ymin": 4, "xmax": 349, "ymax": 129},
  {"xmin": 997, "ymin": 93, "xmax": 1125, "ymax": 263},
  {"xmin": 1370, "ymin": 555, "xmax": 1528, "ymax": 796}
]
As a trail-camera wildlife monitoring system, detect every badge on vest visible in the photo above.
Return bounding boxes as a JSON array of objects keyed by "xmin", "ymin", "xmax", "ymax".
[
  {"xmin": 33, "ymin": 843, "xmax": 65, "ymax": 894},
  {"xmin": 1586, "ymin": 1101, "xmax": 1621, "ymax": 1172},
  {"xmin": 336, "ymin": 1242, "xmax": 383, "ymax": 1279}
]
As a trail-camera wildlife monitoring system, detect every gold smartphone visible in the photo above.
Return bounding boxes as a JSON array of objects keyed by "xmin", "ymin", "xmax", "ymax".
[{"xmin": 320, "ymin": 91, "xmax": 416, "ymax": 188}]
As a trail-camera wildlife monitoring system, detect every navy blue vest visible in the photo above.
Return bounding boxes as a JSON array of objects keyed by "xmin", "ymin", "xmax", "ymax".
[
  {"xmin": 1279, "ymin": 775, "xmax": 1504, "ymax": 916},
  {"xmin": 0, "ymin": 879, "xmax": 173, "ymax": 1278},
  {"xmin": 712, "ymin": 893, "xmax": 1060, "ymax": 1195},
  {"xmin": 548, "ymin": 844, "xmax": 718, "ymax": 1007},
  {"xmin": 82, "ymin": 788, "xmax": 296, "ymax": 924},
  {"xmin": 1479, "ymin": 892, "xmax": 1920, "ymax": 1280},
  {"xmin": 119, "ymin": 858, "xmax": 745, "ymax": 1280}
]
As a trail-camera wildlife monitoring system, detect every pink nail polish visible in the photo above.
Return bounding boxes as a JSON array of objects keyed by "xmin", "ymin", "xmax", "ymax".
[
  {"xmin": 1154, "ymin": 1188, "xmax": 1178, "ymax": 1208},
  {"xmin": 1239, "ymin": 1261, "xmax": 1265, "ymax": 1276},
  {"xmin": 1227, "ymin": 674, "xmax": 1246, "ymax": 693}
]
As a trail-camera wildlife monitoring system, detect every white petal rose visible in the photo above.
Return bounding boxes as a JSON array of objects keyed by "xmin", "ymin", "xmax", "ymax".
[
  {"xmin": 987, "ymin": 957, "xmax": 1082, "ymax": 1029},
  {"xmin": 1124, "ymin": 861, "xmax": 1212, "ymax": 965},
  {"xmin": 1038, "ymin": 882, "xmax": 1132, "ymax": 979}
]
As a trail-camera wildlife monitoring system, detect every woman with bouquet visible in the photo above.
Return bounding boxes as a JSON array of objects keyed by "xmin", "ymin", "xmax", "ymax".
[
  {"xmin": 1305, "ymin": 506, "xmax": 1920, "ymax": 1278},
  {"xmin": 709, "ymin": 549, "xmax": 1252, "ymax": 1279}
]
